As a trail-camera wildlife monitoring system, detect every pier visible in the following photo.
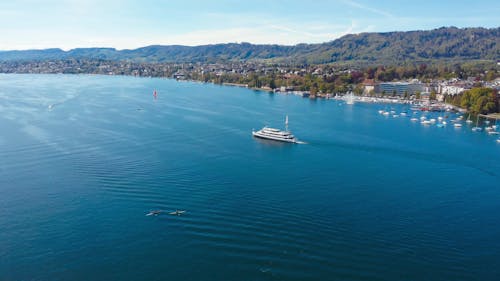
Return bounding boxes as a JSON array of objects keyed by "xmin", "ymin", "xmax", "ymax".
[{"xmin": 479, "ymin": 113, "xmax": 500, "ymax": 120}]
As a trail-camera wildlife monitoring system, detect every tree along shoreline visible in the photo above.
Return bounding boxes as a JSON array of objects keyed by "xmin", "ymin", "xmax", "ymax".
[{"xmin": 0, "ymin": 59, "xmax": 498, "ymax": 114}]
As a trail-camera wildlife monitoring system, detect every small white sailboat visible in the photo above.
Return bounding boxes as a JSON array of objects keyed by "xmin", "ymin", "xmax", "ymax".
[
  {"xmin": 491, "ymin": 119, "xmax": 498, "ymax": 130},
  {"xmin": 486, "ymin": 119, "xmax": 498, "ymax": 135},
  {"xmin": 465, "ymin": 114, "xmax": 473, "ymax": 124},
  {"xmin": 471, "ymin": 116, "xmax": 482, "ymax": 132}
]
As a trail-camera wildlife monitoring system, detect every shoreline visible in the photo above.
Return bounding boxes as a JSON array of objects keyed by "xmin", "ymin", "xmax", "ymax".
[{"xmin": 0, "ymin": 72, "xmax": 493, "ymax": 115}]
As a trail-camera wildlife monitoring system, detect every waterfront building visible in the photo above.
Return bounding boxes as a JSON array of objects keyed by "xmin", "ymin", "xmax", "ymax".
[
  {"xmin": 439, "ymin": 84, "xmax": 466, "ymax": 95},
  {"xmin": 376, "ymin": 82, "xmax": 424, "ymax": 95},
  {"xmin": 362, "ymin": 79, "xmax": 376, "ymax": 95}
]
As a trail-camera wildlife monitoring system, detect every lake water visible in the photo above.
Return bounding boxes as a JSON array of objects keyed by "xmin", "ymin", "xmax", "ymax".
[{"xmin": 1, "ymin": 74, "xmax": 499, "ymax": 280}]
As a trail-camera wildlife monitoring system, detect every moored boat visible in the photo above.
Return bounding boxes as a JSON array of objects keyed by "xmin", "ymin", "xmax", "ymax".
[{"xmin": 471, "ymin": 116, "xmax": 482, "ymax": 131}]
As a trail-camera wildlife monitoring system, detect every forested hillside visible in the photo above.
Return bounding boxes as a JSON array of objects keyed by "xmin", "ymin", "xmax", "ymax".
[{"xmin": 0, "ymin": 27, "xmax": 497, "ymax": 65}]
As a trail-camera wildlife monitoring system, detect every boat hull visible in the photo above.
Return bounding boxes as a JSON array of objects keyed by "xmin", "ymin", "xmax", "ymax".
[{"xmin": 252, "ymin": 131, "xmax": 298, "ymax": 143}]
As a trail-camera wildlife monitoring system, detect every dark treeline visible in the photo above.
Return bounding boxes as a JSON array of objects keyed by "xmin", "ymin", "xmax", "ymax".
[
  {"xmin": 446, "ymin": 87, "xmax": 499, "ymax": 114},
  {"xmin": 189, "ymin": 62, "xmax": 498, "ymax": 96},
  {"xmin": 0, "ymin": 59, "xmax": 497, "ymax": 92}
]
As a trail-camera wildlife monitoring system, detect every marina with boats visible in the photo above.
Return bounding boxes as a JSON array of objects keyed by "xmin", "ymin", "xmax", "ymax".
[{"xmin": 377, "ymin": 104, "xmax": 500, "ymax": 143}]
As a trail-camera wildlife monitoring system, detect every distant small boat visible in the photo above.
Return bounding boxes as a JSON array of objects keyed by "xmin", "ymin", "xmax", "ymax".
[
  {"xmin": 169, "ymin": 210, "xmax": 186, "ymax": 216},
  {"xmin": 488, "ymin": 131, "xmax": 499, "ymax": 135},
  {"xmin": 410, "ymin": 118, "xmax": 418, "ymax": 122},
  {"xmin": 421, "ymin": 120, "xmax": 431, "ymax": 125},
  {"xmin": 497, "ymin": 138, "xmax": 500, "ymax": 143},
  {"xmin": 454, "ymin": 123, "xmax": 462, "ymax": 128},
  {"xmin": 146, "ymin": 210, "xmax": 162, "ymax": 216}
]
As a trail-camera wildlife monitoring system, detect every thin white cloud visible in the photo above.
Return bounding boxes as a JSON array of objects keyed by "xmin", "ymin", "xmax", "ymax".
[
  {"xmin": 159, "ymin": 21, "xmax": 369, "ymax": 46},
  {"xmin": 342, "ymin": 0, "xmax": 394, "ymax": 18}
]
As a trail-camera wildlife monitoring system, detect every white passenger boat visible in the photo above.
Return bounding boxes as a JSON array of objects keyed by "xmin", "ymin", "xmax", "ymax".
[{"xmin": 253, "ymin": 115, "xmax": 300, "ymax": 143}]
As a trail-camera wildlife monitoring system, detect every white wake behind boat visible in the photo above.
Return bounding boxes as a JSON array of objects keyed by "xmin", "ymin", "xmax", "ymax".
[{"xmin": 253, "ymin": 115, "xmax": 302, "ymax": 143}]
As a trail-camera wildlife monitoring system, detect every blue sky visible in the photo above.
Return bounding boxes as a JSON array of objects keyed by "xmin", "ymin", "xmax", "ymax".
[{"xmin": 0, "ymin": 0, "xmax": 498, "ymax": 50}]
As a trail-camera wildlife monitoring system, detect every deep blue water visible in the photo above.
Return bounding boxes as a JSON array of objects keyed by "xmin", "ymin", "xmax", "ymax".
[{"xmin": 1, "ymin": 74, "xmax": 499, "ymax": 281}]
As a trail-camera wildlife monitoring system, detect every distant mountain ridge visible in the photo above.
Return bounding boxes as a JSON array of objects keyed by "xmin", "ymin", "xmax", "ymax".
[{"xmin": 0, "ymin": 27, "xmax": 498, "ymax": 65}]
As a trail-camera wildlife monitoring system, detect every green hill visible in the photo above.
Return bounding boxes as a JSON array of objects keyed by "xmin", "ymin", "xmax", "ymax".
[{"xmin": 0, "ymin": 27, "xmax": 497, "ymax": 65}]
